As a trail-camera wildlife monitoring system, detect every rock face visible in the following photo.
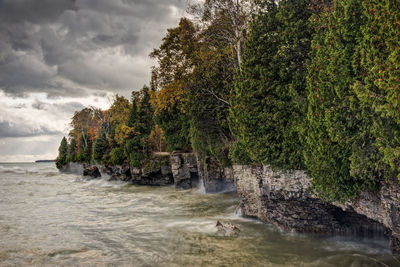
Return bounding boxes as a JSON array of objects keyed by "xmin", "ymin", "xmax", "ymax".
[
  {"xmin": 344, "ymin": 179, "xmax": 400, "ymax": 260},
  {"xmin": 171, "ymin": 153, "xmax": 199, "ymax": 189},
  {"xmin": 197, "ymin": 156, "xmax": 236, "ymax": 193},
  {"xmin": 130, "ymin": 156, "xmax": 173, "ymax": 186},
  {"xmin": 101, "ymin": 162, "xmax": 131, "ymax": 182},
  {"xmin": 233, "ymin": 164, "xmax": 399, "ymax": 259},
  {"xmin": 83, "ymin": 165, "xmax": 101, "ymax": 178}
]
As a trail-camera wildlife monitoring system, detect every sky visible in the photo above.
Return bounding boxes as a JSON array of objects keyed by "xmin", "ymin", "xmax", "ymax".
[{"xmin": 0, "ymin": 0, "xmax": 189, "ymax": 162}]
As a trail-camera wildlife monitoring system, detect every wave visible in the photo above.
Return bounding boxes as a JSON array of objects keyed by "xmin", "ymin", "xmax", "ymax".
[
  {"xmin": 78, "ymin": 176, "xmax": 128, "ymax": 189},
  {"xmin": 0, "ymin": 164, "xmax": 58, "ymax": 176}
]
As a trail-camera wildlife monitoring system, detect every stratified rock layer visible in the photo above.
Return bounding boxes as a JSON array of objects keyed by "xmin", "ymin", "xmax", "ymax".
[
  {"xmin": 233, "ymin": 164, "xmax": 399, "ymax": 260},
  {"xmin": 171, "ymin": 153, "xmax": 199, "ymax": 189}
]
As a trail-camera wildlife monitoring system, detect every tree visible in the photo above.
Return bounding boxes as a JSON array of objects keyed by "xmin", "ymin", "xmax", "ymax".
[
  {"xmin": 92, "ymin": 134, "xmax": 108, "ymax": 163},
  {"xmin": 67, "ymin": 138, "xmax": 77, "ymax": 162},
  {"xmin": 149, "ymin": 125, "xmax": 167, "ymax": 152},
  {"xmin": 150, "ymin": 18, "xmax": 197, "ymax": 151},
  {"xmin": 354, "ymin": 0, "xmax": 400, "ymax": 182},
  {"xmin": 110, "ymin": 147, "xmax": 126, "ymax": 165},
  {"xmin": 56, "ymin": 137, "xmax": 68, "ymax": 168},
  {"xmin": 189, "ymin": 0, "xmax": 255, "ymax": 68},
  {"xmin": 230, "ymin": 0, "xmax": 312, "ymax": 169},
  {"xmin": 305, "ymin": 0, "xmax": 380, "ymax": 202},
  {"xmin": 109, "ymin": 95, "xmax": 131, "ymax": 125},
  {"xmin": 188, "ymin": 30, "xmax": 235, "ymax": 165},
  {"xmin": 124, "ymin": 86, "xmax": 155, "ymax": 166}
]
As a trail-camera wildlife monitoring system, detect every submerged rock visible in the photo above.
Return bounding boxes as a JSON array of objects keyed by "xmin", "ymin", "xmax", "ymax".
[{"xmin": 216, "ymin": 220, "xmax": 240, "ymax": 236}]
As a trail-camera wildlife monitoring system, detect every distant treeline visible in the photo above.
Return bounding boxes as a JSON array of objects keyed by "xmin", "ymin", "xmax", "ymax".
[{"xmin": 57, "ymin": 0, "xmax": 400, "ymax": 202}]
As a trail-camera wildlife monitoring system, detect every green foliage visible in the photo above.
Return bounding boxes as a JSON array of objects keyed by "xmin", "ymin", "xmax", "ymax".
[
  {"xmin": 110, "ymin": 147, "xmax": 126, "ymax": 165},
  {"xmin": 125, "ymin": 86, "xmax": 155, "ymax": 166},
  {"xmin": 125, "ymin": 136, "xmax": 145, "ymax": 167},
  {"xmin": 305, "ymin": 0, "xmax": 380, "ymax": 202},
  {"xmin": 154, "ymin": 107, "xmax": 191, "ymax": 151},
  {"xmin": 230, "ymin": 0, "xmax": 311, "ymax": 170},
  {"xmin": 93, "ymin": 134, "xmax": 108, "ymax": 163},
  {"xmin": 150, "ymin": 19, "xmax": 196, "ymax": 152},
  {"xmin": 188, "ymin": 32, "xmax": 234, "ymax": 166},
  {"xmin": 56, "ymin": 137, "xmax": 68, "ymax": 168},
  {"xmin": 67, "ymin": 138, "xmax": 77, "ymax": 162},
  {"xmin": 354, "ymin": 0, "xmax": 400, "ymax": 182}
]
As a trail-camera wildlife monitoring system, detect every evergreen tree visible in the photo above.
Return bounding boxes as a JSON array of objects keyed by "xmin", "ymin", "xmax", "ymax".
[
  {"xmin": 230, "ymin": 0, "xmax": 312, "ymax": 169},
  {"xmin": 354, "ymin": 0, "xmax": 400, "ymax": 182},
  {"xmin": 125, "ymin": 86, "xmax": 155, "ymax": 166},
  {"xmin": 305, "ymin": 0, "xmax": 380, "ymax": 202},
  {"xmin": 56, "ymin": 137, "xmax": 68, "ymax": 168},
  {"xmin": 67, "ymin": 138, "xmax": 77, "ymax": 162},
  {"xmin": 93, "ymin": 134, "xmax": 108, "ymax": 163}
]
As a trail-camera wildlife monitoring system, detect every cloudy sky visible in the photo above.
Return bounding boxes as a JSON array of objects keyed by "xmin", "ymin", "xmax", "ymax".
[{"xmin": 0, "ymin": 0, "xmax": 189, "ymax": 162}]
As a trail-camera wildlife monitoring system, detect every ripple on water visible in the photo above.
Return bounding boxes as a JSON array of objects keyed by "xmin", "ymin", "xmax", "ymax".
[{"xmin": 0, "ymin": 162, "xmax": 399, "ymax": 266}]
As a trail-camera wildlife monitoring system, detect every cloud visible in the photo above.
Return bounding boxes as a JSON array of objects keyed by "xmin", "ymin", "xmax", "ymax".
[
  {"xmin": 0, "ymin": 90, "xmax": 113, "ymax": 138},
  {"xmin": 0, "ymin": 0, "xmax": 187, "ymax": 161},
  {"xmin": 0, "ymin": 0, "xmax": 187, "ymax": 97}
]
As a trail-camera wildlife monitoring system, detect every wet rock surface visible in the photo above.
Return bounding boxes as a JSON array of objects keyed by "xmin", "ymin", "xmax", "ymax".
[
  {"xmin": 197, "ymin": 156, "xmax": 236, "ymax": 193},
  {"xmin": 83, "ymin": 165, "xmax": 101, "ymax": 178},
  {"xmin": 233, "ymin": 164, "xmax": 399, "ymax": 260},
  {"xmin": 101, "ymin": 163, "xmax": 131, "ymax": 181},
  {"xmin": 171, "ymin": 153, "xmax": 199, "ymax": 189}
]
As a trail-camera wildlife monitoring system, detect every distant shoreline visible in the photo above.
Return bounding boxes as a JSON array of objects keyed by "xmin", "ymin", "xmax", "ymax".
[{"xmin": 35, "ymin": 160, "xmax": 56, "ymax": 163}]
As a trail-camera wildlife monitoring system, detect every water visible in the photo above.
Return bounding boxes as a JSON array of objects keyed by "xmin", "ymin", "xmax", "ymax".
[{"xmin": 0, "ymin": 162, "xmax": 399, "ymax": 267}]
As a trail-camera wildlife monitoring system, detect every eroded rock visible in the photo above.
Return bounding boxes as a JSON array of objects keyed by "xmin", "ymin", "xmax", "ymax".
[
  {"xmin": 83, "ymin": 165, "xmax": 101, "ymax": 178},
  {"xmin": 171, "ymin": 153, "xmax": 199, "ymax": 189}
]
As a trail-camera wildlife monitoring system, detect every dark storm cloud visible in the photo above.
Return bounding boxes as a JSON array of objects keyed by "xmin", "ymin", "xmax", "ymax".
[
  {"xmin": 0, "ymin": 0, "xmax": 77, "ymax": 24},
  {"xmin": 0, "ymin": 0, "xmax": 187, "ymax": 97}
]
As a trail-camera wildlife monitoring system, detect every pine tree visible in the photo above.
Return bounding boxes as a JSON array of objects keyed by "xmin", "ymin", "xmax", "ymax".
[{"xmin": 56, "ymin": 137, "xmax": 68, "ymax": 168}]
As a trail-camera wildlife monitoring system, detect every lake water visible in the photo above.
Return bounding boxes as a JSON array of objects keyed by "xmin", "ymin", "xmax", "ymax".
[{"xmin": 0, "ymin": 162, "xmax": 398, "ymax": 266}]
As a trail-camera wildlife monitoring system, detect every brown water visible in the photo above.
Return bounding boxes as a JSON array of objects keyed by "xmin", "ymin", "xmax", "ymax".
[{"xmin": 0, "ymin": 162, "xmax": 398, "ymax": 266}]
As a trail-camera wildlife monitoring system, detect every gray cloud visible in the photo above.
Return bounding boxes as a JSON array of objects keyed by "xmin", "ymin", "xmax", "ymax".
[
  {"xmin": 0, "ymin": 0, "xmax": 187, "ymax": 97},
  {"xmin": 0, "ymin": 121, "xmax": 61, "ymax": 138},
  {"xmin": 0, "ymin": 0, "xmax": 187, "ymax": 161}
]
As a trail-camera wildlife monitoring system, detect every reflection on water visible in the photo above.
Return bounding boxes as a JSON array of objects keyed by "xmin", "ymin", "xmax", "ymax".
[{"xmin": 0, "ymin": 162, "xmax": 398, "ymax": 266}]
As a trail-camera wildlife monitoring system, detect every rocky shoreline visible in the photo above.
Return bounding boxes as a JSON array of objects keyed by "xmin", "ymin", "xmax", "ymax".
[{"xmin": 59, "ymin": 153, "xmax": 400, "ymax": 261}]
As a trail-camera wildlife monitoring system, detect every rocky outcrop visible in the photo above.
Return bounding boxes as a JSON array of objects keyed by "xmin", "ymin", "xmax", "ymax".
[
  {"xmin": 171, "ymin": 153, "xmax": 199, "ymax": 189},
  {"xmin": 83, "ymin": 165, "xmax": 101, "ymax": 178},
  {"xmin": 343, "ymin": 179, "xmax": 400, "ymax": 260},
  {"xmin": 233, "ymin": 164, "xmax": 399, "ymax": 260},
  {"xmin": 130, "ymin": 156, "xmax": 173, "ymax": 186},
  {"xmin": 101, "ymin": 163, "xmax": 131, "ymax": 181}
]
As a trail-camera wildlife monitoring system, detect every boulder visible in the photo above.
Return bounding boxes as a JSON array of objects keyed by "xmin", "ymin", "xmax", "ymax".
[
  {"xmin": 216, "ymin": 220, "xmax": 240, "ymax": 236},
  {"xmin": 83, "ymin": 165, "xmax": 101, "ymax": 178}
]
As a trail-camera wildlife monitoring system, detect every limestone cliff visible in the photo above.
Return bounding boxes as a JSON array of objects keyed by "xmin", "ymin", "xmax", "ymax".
[{"xmin": 233, "ymin": 164, "xmax": 400, "ymax": 261}]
